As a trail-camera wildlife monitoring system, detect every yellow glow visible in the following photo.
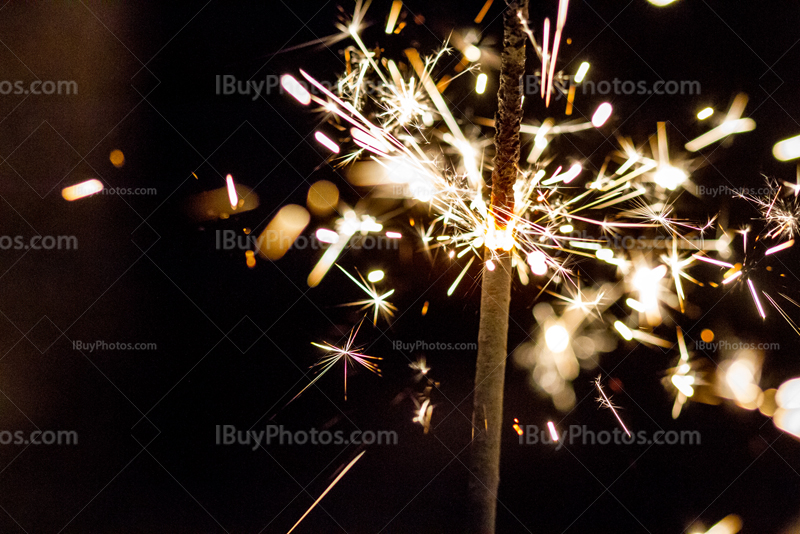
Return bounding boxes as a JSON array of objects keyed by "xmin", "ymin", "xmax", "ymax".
[
  {"xmin": 109, "ymin": 149, "xmax": 125, "ymax": 168},
  {"xmin": 633, "ymin": 265, "xmax": 666, "ymax": 310},
  {"xmin": 591, "ymin": 102, "xmax": 612, "ymax": 127},
  {"xmin": 256, "ymin": 204, "xmax": 310, "ymax": 260},
  {"xmin": 475, "ymin": 73, "xmax": 488, "ymax": 94},
  {"xmin": 315, "ymin": 228, "xmax": 339, "ymax": 244},
  {"xmin": 626, "ymin": 298, "xmax": 645, "ymax": 312},
  {"xmin": 654, "ymin": 166, "xmax": 687, "ymax": 190},
  {"xmin": 596, "ymin": 248, "xmax": 614, "ymax": 261},
  {"xmin": 281, "ymin": 74, "xmax": 311, "ymax": 105},
  {"xmin": 307, "ymin": 180, "xmax": 339, "ymax": 216},
  {"xmin": 703, "ymin": 514, "xmax": 742, "ymax": 534},
  {"xmin": 62, "ymin": 179, "xmax": 103, "ymax": 201},
  {"xmin": 574, "ymin": 62, "xmax": 590, "ymax": 84},
  {"xmin": 545, "ymin": 324, "xmax": 570, "ymax": 352},
  {"xmin": 464, "ymin": 45, "xmax": 481, "ymax": 62},
  {"xmin": 685, "ymin": 118, "xmax": 755, "ymax": 152},
  {"xmin": 697, "ymin": 107, "xmax": 714, "ymax": 120},
  {"xmin": 671, "ymin": 374, "xmax": 695, "ymax": 397},
  {"xmin": 700, "ymin": 329, "xmax": 714, "ymax": 343},
  {"xmin": 648, "ymin": 0, "xmax": 677, "ymax": 5},
  {"xmin": 773, "ymin": 133, "xmax": 800, "ymax": 161},
  {"xmin": 776, "ymin": 378, "xmax": 800, "ymax": 409},
  {"xmin": 367, "ymin": 270, "xmax": 385, "ymax": 283},
  {"xmin": 559, "ymin": 224, "xmax": 573, "ymax": 233},
  {"xmin": 726, "ymin": 359, "xmax": 759, "ymax": 405},
  {"xmin": 614, "ymin": 321, "xmax": 633, "ymax": 341},
  {"xmin": 527, "ymin": 250, "xmax": 547, "ymax": 275},
  {"xmin": 774, "ymin": 407, "xmax": 800, "ymax": 439}
]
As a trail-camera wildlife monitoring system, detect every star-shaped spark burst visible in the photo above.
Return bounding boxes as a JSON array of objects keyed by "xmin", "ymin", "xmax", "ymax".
[
  {"xmin": 336, "ymin": 264, "xmax": 397, "ymax": 325},
  {"xmin": 291, "ymin": 319, "xmax": 382, "ymax": 403}
]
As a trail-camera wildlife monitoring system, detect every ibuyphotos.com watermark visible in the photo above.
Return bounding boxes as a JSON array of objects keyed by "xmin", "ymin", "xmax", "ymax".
[
  {"xmin": 215, "ymin": 73, "xmax": 701, "ymax": 101},
  {"xmin": 215, "ymin": 229, "xmax": 398, "ymax": 252},
  {"xmin": 696, "ymin": 340, "xmax": 780, "ymax": 352},
  {"xmin": 0, "ymin": 80, "xmax": 77, "ymax": 96},
  {"xmin": 0, "ymin": 235, "xmax": 77, "ymax": 250},
  {"xmin": 519, "ymin": 425, "xmax": 701, "ymax": 450},
  {"xmin": 72, "ymin": 340, "xmax": 157, "ymax": 352},
  {"xmin": 0, "ymin": 430, "xmax": 78, "ymax": 445},
  {"xmin": 99, "ymin": 187, "xmax": 158, "ymax": 196},
  {"xmin": 392, "ymin": 340, "xmax": 477, "ymax": 352},
  {"xmin": 524, "ymin": 75, "xmax": 701, "ymax": 98},
  {"xmin": 697, "ymin": 185, "xmax": 773, "ymax": 198},
  {"xmin": 216, "ymin": 425, "xmax": 398, "ymax": 450}
]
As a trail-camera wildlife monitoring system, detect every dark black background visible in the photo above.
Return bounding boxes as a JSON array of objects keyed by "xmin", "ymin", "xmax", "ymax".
[{"xmin": 0, "ymin": 1, "xmax": 799, "ymax": 532}]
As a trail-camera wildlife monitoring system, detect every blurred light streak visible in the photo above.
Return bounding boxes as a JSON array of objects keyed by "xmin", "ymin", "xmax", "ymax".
[
  {"xmin": 62, "ymin": 179, "xmax": 103, "ymax": 201},
  {"xmin": 774, "ymin": 134, "xmax": 800, "ymax": 161},
  {"xmin": 314, "ymin": 131, "xmax": 340, "ymax": 153},
  {"xmin": 385, "ymin": 0, "xmax": 402, "ymax": 33},
  {"xmin": 591, "ymin": 102, "xmax": 612, "ymax": 127},
  {"xmin": 475, "ymin": 73, "xmax": 488, "ymax": 94},
  {"xmin": 697, "ymin": 107, "xmax": 714, "ymax": 120},
  {"xmin": 225, "ymin": 174, "xmax": 238, "ymax": 209},
  {"xmin": 573, "ymin": 62, "xmax": 590, "ymax": 83},
  {"xmin": 281, "ymin": 74, "xmax": 311, "ymax": 105},
  {"xmin": 547, "ymin": 421, "xmax": 559, "ymax": 441},
  {"xmin": 257, "ymin": 205, "xmax": 310, "ymax": 261},
  {"xmin": 285, "ymin": 451, "xmax": 366, "ymax": 534}
]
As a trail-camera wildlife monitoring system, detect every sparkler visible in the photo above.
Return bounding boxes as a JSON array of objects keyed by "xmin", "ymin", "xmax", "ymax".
[{"xmin": 276, "ymin": 0, "xmax": 800, "ymax": 454}]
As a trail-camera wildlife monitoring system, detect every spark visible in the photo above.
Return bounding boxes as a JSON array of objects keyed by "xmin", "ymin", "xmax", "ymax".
[
  {"xmin": 302, "ymin": 320, "xmax": 382, "ymax": 402},
  {"xmin": 413, "ymin": 398, "xmax": 434, "ymax": 432},
  {"xmin": 765, "ymin": 239, "xmax": 794, "ymax": 255},
  {"xmin": 773, "ymin": 133, "xmax": 800, "ymax": 161},
  {"xmin": 475, "ymin": 0, "xmax": 494, "ymax": 23},
  {"xmin": 591, "ymin": 102, "xmax": 612, "ymax": 127},
  {"xmin": 447, "ymin": 256, "xmax": 476, "ymax": 297},
  {"xmin": 314, "ymin": 131, "xmax": 340, "ymax": 153},
  {"xmin": 547, "ymin": 421, "xmax": 559, "ymax": 441},
  {"xmin": 336, "ymin": 265, "xmax": 397, "ymax": 325},
  {"xmin": 512, "ymin": 418, "xmax": 524, "ymax": 436},
  {"xmin": 226, "ymin": 174, "xmax": 238, "ymax": 209},
  {"xmin": 62, "ymin": 179, "xmax": 103, "ymax": 201},
  {"xmin": 410, "ymin": 357, "xmax": 430, "ymax": 376},
  {"xmin": 685, "ymin": 93, "xmax": 754, "ymax": 151},
  {"xmin": 286, "ymin": 451, "xmax": 366, "ymax": 534},
  {"xmin": 475, "ymin": 73, "xmax": 488, "ymax": 94},
  {"xmin": 545, "ymin": 0, "xmax": 570, "ymax": 107},
  {"xmin": 281, "ymin": 74, "xmax": 311, "ymax": 105},
  {"xmin": 574, "ymin": 62, "xmax": 590, "ymax": 83},
  {"xmin": 697, "ymin": 107, "xmax": 714, "ymax": 120},
  {"xmin": 614, "ymin": 321, "xmax": 634, "ymax": 341},
  {"xmin": 385, "ymin": 0, "xmax": 402, "ymax": 34},
  {"xmin": 595, "ymin": 376, "xmax": 631, "ymax": 437},
  {"xmin": 747, "ymin": 278, "xmax": 766, "ymax": 319}
]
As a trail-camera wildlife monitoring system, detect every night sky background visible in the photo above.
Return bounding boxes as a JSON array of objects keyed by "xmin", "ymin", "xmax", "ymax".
[{"xmin": 1, "ymin": 0, "xmax": 800, "ymax": 532}]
